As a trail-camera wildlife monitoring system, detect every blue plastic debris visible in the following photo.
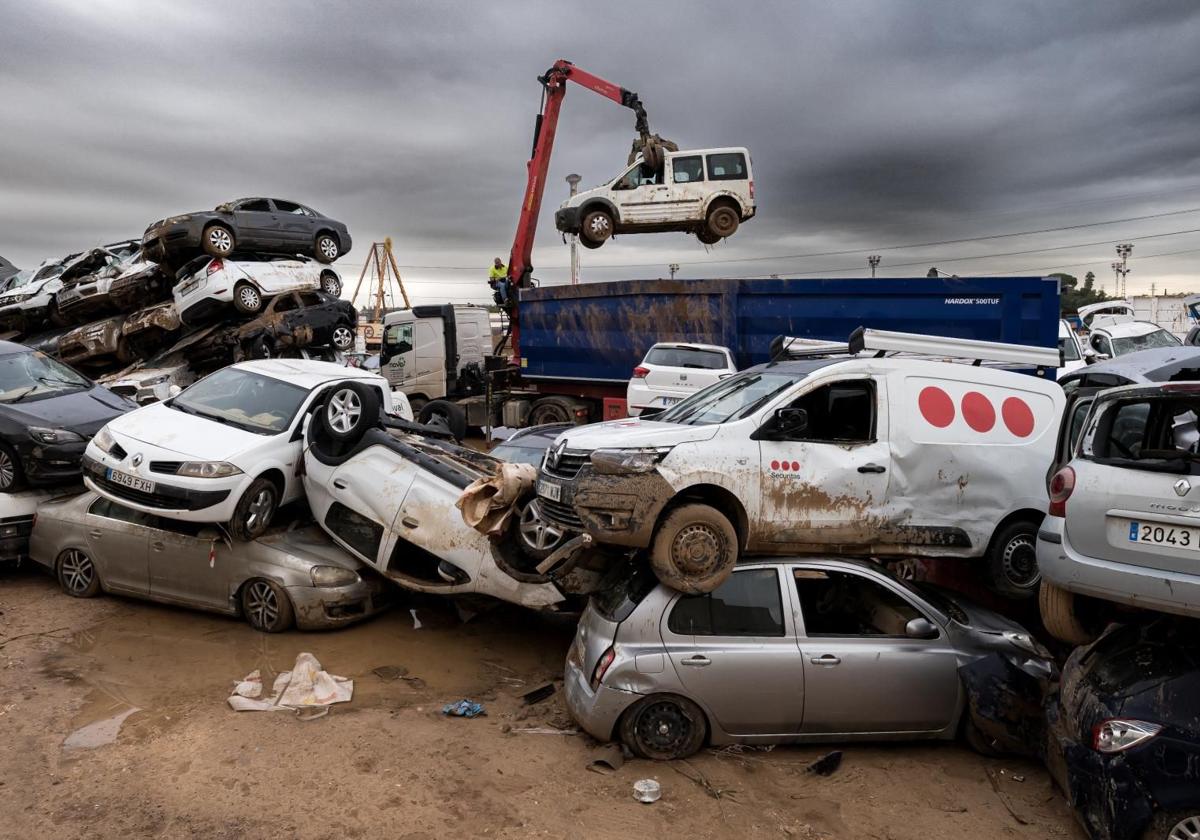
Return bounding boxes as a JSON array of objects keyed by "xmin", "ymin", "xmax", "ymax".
[{"xmin": 442, "ymin": 699, "xmax": 486, "ymax": 718}]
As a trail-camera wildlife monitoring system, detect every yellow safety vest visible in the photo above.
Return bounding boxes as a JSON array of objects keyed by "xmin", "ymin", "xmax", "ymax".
[{"xmin": 489, "ymin": 265, "xmax": 507, "ymax": 281}]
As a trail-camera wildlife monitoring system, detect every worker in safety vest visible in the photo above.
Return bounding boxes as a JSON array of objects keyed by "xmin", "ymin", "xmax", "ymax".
[{"xmin": 488, "ymin": 257, "xmax": 509, "ymax": 306}]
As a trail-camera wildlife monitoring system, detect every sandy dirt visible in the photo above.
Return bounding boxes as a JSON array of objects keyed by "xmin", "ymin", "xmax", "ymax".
[{"xmin": 0, "ymin": 565, "xmax": 1086, "ymax": 839}]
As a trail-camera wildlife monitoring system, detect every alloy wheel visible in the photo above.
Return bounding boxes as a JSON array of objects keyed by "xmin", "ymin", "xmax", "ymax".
[
  {"xmin": 245, "ymin": 488, "xmax": 275, "ymax": 531},
  {"xmin": 60, "ymin": 549, "xmax": 95, "ymax": 594},
  {"xmin": 319, "ymin": 237, "xmax": 338, "ymax": 260},
  {"xmin": 327, "ymin": 388, "xmax": 362, "ymax": 433},
  {"xmin": 519, "ymin": 501, "xmax": 564, "ymax": 552},
  {"xmin": 0, "ymin": 449, "xmax": 14, "ymax": 490},
  {"xmin": 208, "ymin": 228, "xmax": 232, "ymax": 253},
  {"xmin": 1168, "ymin": 816, "xmax": 1200, "ymax": 840},
  {"xmin": 332, "ymin": 326, "xmax": 354, "ymax": 350},
  {"xmin": 245, "ymin": 581, "xmax": 279, "ymax": 629},
  {"xmin": 239, "ymin": 286, "xmax": 261, "ymax": 310}
]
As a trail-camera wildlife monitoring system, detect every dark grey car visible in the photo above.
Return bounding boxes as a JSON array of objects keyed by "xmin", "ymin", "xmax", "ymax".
[
  {"xmin": 142, "ymin": 198, "xmax": 352, "ymax": 265},
  {"xmin": 565, "ymin": 557, "xmax": 1054, "ymax": 760}
]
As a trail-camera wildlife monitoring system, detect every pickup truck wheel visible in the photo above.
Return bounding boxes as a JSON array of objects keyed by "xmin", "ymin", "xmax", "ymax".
[
  {"xmin": 706, "ymin": 204, "xmax": 740, "ymax": 239},
  {"xmin": 620, "ymin": 694, "xmax": 707, "ymax": 760},
  {"xmin": 331, "ymin": 324, "xmax": 355, "ymax": 351},
  {"xmin": 985, "ymin": 520, "xmax": 1040, "ymax": 599},
  {"xmin": 580, "ymin": 209, "xmax": 614, "ymax": 245},
  {"xmin": 203, "ymin": 224, "xmax": 235, "ymax": 258},
  {"xmin": 650, "ymin": 503, "xmax": 738, "ymax": 594},
  {"xmin": 241, "ymin": 578, "xmax": 294, "ymax": 632},
  {"xmin": 229, "ymin": 478, "xmax": 279, "ymax": 540},
  {"xmin": 1039, "ymin": 581, "xmax": 1101, "ymax": 646},
  {"xmin": 0, "ymin": 443, "xmax": 27, "ymax": 493},
  {"xmin": 320, "ymin": 271, "xmax": 342, "ymax": 297},
  {"xmin": 417, "ymin": 399, "xmax": 467, "ymax": 440},
  {"xmin": 319, "ymin": 380, "xmax": 381, "ymax": 445},
  {"xmin": 232, "ymin": 282, "xmax": 264, "ymax": 314},
  {"xmin": 314, "ymin": 233, "xmax": 340, "ymax": 264}
]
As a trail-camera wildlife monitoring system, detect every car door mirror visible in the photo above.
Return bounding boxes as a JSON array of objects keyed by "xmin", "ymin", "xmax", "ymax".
[
  {"xmin": 751, "ymin": 407, "xmax": 808, "ymax": 441},
  {"xmin": 904, "ymin": 617, "xmax": 939, "ymax": 639}
]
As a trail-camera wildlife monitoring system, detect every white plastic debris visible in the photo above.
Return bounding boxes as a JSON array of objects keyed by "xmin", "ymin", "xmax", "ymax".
[
  {"xmin": 456, "ymin": 462, "xmax": 538, "ymax": 536},
  {"xmin": 633, "ymin": 779, "xmax": 661, "ymax": 804},
  {"xmin": 227, "ymin": 653, "xmax": 352, "ymax": 713}
]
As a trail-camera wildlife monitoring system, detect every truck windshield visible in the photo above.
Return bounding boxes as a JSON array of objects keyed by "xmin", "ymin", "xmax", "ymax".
[{"xmin": 657, "ymin": 370, "xmax": 806, "ymax": 425}]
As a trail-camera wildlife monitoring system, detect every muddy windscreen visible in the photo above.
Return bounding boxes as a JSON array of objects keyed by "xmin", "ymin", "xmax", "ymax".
[
  {"xmin": 656, "ymin": 370, "xmax": 808, "ymax": 426},
  {"xmin": 1082, "ymin": 392, "xmax": 1200, "ymax": 475}
]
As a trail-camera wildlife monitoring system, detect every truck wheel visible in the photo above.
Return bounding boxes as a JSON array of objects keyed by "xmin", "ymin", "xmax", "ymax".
[
  {"xmin": 581, "ymin": 209, "xmax": 614, "ymax": 246},
  {"xmin": 319, "ymin": 380, "xmax": 381, "ymax": 445},
  {"xmin": 314, "ymin": 233, "xmax": 340, "ymax": 264},
  {"xmin": 203, "ymin": 224, "xmax": 235, "ymax": 257},
  {"xmin": 232, "ymin": 282, "xmax": 264, "ymax": 314},
  {"xmin": 649, "ymin": 503, "xmax": 738, "ymax": 594},
  {"xmin": 418, "ymin": 399, "xmax": 467, "ymax": 440},
  {"xmin": 529, "ymin": 396, "xmax": 575, "ymax": 425},
  {"xmin": 705, "ymin": 203, "xmax": 740, "ymax": 239},
  {"xmin": 984, "ymin": 520, "xmax": 1041, "ymax": 599},
  {"xmin": 1039, "ymin": 581, "xmax": 1101, "ymax": 646}
]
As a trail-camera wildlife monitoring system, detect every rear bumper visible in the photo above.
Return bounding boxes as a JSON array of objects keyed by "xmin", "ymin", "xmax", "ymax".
[
  {"xmin": 1038, "ymin": 517, "xmax": 1200, "ymax": 619},
  {"xmin": 563, "ymin": 658, "xmax": 639, "ymax": 742}
]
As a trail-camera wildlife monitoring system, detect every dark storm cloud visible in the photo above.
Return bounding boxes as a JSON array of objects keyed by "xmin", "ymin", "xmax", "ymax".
[{"xmin": 2, "ymin": 0, "xmax": 1199, "ymax": 300}]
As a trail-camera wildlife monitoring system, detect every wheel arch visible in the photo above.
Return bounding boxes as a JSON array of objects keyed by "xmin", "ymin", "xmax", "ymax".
[
  {"xmin": 703, "ymin": 192, "xmax": 747, "ymax": 219},
  {"xmin": 987, "ymin": 508, "xmax": 1045, "ymax": 551},
  {"xmin": 579, "ymin": 198, "xmax": 621, "ymax": 225},
  {"xmin": 315, "ymin": 228, "xmax": 341, "ymax": 248},
  {"xmin": 202, "ymin": 218, "xmax": 237, "ymax": 238},
  {"xmin": 658, "ymin": 483, "xmax": 750, "ymax": 550},
  {"xmin": 614, "ymin": 690, "xmax": 716, "ymax": 749},
  {"xmin": 254, "ymin": 467, "xmax": 287, "ymax": 499}
]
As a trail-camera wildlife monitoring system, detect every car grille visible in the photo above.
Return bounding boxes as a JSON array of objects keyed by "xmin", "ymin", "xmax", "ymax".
[
  {"xmin": 537, "ymin": 497, "xmax": 584, "ymax": 532},
  {"xmin": 149, "ymin": 461, "xmax": 183, "ymax": 475},
  {"xmin": 541, "ymin": 449, "xmax": 591, "ymax": 480}
]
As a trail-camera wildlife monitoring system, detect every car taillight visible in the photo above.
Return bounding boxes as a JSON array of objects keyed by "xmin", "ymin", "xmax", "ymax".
[
  {"xmin": 1093, "ymin": 718, "xmax": 1162, "ymax": 753},
  {"xmin": 206, "ymin": 259, "xmax": 223, "ymax": 276},
  {"xmin": 1048, "ymin": 466, "xmax": 1075, "ymax": 517},
  {"xmin": 591, "ymin": 647, "xmax": 615, "ymax": 690},
  {"xmin": 749, "ymin": 180, "xmax": 755, "ymax": 199},
  {"xmin": 632, "ymin": 366, "xmax": 650, "ymax": 379}
]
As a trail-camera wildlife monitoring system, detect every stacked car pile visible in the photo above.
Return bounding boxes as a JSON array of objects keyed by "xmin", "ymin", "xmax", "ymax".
[{"xmin": 0, "ymin": 198, "xmax": 357, "ymax": 403}]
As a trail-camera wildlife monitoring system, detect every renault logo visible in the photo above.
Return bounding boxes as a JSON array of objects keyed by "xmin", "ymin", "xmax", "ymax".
[
  {"xmin": 1175, "ymin": 479, "xmax": 1191, "ymax": 497},
  {"xmin": 131, "ymin": 453, "xmax": 143, "ymax": 468}
]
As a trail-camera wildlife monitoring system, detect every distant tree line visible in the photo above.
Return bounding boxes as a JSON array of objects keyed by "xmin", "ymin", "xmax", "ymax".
[{"xmin": 1052, "ymin": 272, "xmax": 1109, "ymax": 315}]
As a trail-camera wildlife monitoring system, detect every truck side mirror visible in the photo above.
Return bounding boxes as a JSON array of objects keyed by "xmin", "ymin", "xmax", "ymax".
[
  {"xmin": 751, "ymin": 407, "xmax": 808, "ymax": 441},
  {"xmin": 904, "ymin": 618, "xmax": 939, "ymax": 639}
]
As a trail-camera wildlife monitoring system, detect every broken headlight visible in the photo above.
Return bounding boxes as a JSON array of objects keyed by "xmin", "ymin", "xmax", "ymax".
[
  {"xmin": 311, "ymin": 565, "xmax": 359, "ymax": 587},
  {"xmin": 590, "ymin": 447, "xmax": 672, "ymax": 475},
  {"xmin": 1094, "ymin": 719, "xmax": 1162, "ymax": 753},
  {"xmin": 30, "ymin": 427, "xmax": 85, "ymax": 445},
  {"xmin": 177, "ymin": 461, "xmax": 243, "ymax": 479},
  {"xmin": 4, "ymin": 293, "xmax": 34, "ymax": 303},
  {"xmin": 92, "ymin": 427, "xmax": 118, "ymax": 454}
]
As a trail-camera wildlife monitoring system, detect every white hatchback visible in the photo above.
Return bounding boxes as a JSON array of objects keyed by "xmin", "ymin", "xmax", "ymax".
[
  {"xmin": 173, "ymin": 254, "xmax": 343, "ymax": 325},
  {"xmin": 626, "ymin": 342, "xmax": 736, "ymax": 416},
  {"xmin": 82, "ymin": 360, "xmax": 409, "ymax": 539}
]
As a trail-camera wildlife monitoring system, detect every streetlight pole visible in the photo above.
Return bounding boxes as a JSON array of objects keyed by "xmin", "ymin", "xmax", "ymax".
[
  {"xmin": 1115, "ymin": 243, "xmax": 1133, "ymax": 298},
  {"xmin": 868, "ymin": 255, "xmax": 881, "ymax": 278},
  {"xmin": 566, "ymin": 174, "xmax": 582, "ymax": 285},
  {"xmin": 668, "ymin": 263, "xmax": 679, "ymax": 280}
]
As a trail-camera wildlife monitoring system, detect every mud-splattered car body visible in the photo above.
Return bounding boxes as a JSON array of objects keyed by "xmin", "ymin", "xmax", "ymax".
[
  {"xmin": 1044, "ymin": 619, "xmax": 1200, "ymax": 840},
  {"xmin": 56, "ymin": 256, "xmax": 170, "ymax": 324},
  {"xmin": 101, "ymin": 356, "xmax": 195, "ymax": 406},
  {"xmin": 56, "ymin": 302, "xmax": 182, "ymax": 371}
]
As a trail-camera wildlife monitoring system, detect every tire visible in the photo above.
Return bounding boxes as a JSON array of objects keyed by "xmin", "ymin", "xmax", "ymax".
[
  {"xmin": 619, "ymin": 694, "xmax": 708, "ymax": 760},
  {"xmin": 1039, "ymin": 581, "xmax": 1101, "ymax": 646},
  {"xmin": 203, "ymin": 224, "xmax": 235, "ymax": 258},
  {"xmin": 241, "ymin": 578, "xmax": 294, "ymax": 632},
  {"xmin": 232, "ymin": 282, "xmax": 264, "ymax": 315},
  {"xmin": 580, "ymin": 209, "xmax": 614, "ymax": 246},
  {"xmin": 515, "ymin": 499, "xmax": 566, "ymax": 561},
  {"xmin": 417, "ymin": 399, "xmax": 467, "ymax": 440},
  {"xmin": 57, "ymin": 548, "xmax": 101, "ymax": 598},
  {"xmin": 247, "ymin": 335, "xmax": 274, "ymax": 360},
  {"xmin": 320, "ymin": 271, "xmax": 342, "ymax": 297},
  {"xmin": 229, "ymin": 477, "xmax": 279, "ymax": 541},
  {"xmin": 318, "ymin": 380, "xmax": 381, "ymax": 445},
  {"xmin": 529, "ymin": 396, "xmax": 575, "ymax": 425},
  {"xmin": 705, "ymin": 203, "xmax": 740, "ymax": 239},
  {"xmin": 115, "ymin": 337, "xmax": 138, "ymax": 365},
  {"xmin": 649, "ymin": 503, "xmax": 738, "ymax": 594},
  {"xmin": 580, "ymin": 236, "xmax": 603, "ymax": 250},
  {"xmin": 984, "ymin": 519, "xmax": 1041, "ymax": 599},
  {"xmin": 1141, "ymin": 812, "xmax": 1200, "ymax": 840},
  {"xmin": 314, "ymin": 233, "xmax": 340, "ymax": 264},
  {"xmin": 408, "ymin": 396, "xmax": 428, "ymax": 416},
  {"xmin": 697, "ymin": 229, "xmax": 721, "ymax": 245},
  {"xmin": 0, "ymin": 443, "xmax": 26, "ymax": 493},
  {"xmin": 331, "ymin": 324, "xmax": 355, "ymax": 351}
]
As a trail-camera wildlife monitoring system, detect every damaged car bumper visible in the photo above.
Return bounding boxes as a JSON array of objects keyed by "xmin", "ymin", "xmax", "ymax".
[
  {"xmin": 18, "ymin": 438, "xmax": 91, "ymax": 485},
  {"xmin": 536, "ymin": 461, "xmax": 674, "ymax": 549},
  {"xmin": 285, "ymin": 578, "xmax": 390, "ymax": 630},
  {"xmin": 563, "ymin": 655, "xmax": 641, "ymax": 742}
]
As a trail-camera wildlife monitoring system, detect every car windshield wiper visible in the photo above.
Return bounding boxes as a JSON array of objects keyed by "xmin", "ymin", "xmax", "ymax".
[
  {"xmin": 7, "ymin": 385, "xmax": 40, "ymax": 403},
  {"xmin": 37, "ymin": 375, "xmax": 84, "ymax": 387}
]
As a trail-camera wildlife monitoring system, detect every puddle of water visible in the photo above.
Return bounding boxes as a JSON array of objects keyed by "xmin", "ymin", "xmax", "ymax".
[{"xmin": 63, "ymin": 704, "xmax": 141, "ymax": 751}]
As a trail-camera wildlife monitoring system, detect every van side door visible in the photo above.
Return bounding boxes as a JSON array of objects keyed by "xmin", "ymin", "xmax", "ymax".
[
  {"xmin": 665, "ymin": 154, "xmax": 708, "ymax": 222},
  {"xmin": 610, "ymin": 160, "xmax": 673, "ymax": 225},
  {"xmin": 754, "ymin": 375, "xmax": 892, "ymax": 550}
]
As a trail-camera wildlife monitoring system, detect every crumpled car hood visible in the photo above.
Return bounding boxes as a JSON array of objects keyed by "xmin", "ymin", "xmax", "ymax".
[{"xmin": 555, "ymin": 418, "xmax": 720, "ymax": 450}]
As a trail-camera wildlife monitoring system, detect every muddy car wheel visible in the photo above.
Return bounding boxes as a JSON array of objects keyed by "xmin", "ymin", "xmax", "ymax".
[
  {"xmin": 985, "ymin": 520, "xmax": 1041, "ymax": 599},
  {"xmin": 1143, "ymin": 813, "xmax": 1200, "ymax": 840},
  {"xmin": 203, "ymin": 224, "xmax": 235, "ymax": 258},
  {"xmin": 57, "ymin": 548, "xmax": 101, "ymax": 598},
  {"xmin": 649, "ymin": 503, "xmax": 738, "ymax": 594},
  {"xmin": 1039, "ymin": 581, "xmax": 1101, "ymax": 646},
  {"xmin": 417, "ymin": 399, "xmax": 467, "ymax": 441},
  {"xmin": 697, "ymin": 229, "xmax": 721, "ymax": 245},
  {"xmin": 241, "ymin": 578, "xmax": 294, "ymax": 632},
  {"xmin": 319, "ymin": 380, "xmax": 380, "ymax": 445},
  {"xmin": 314, "ymin": 233, "xmax": 340, "ymax": 264},
  {"xmin": 320, "ymin": 272, "xmax": 342, "ymax": 297},
  {"xmin": 331, "ymin": 325, "xmax": 355, "ymax": 351},
  {"xmin": 620, "ymin": 694, "xmax": 707, "ymax": 760},
  {"xmin": 705, "ymin": 203, "xmax": 740, "ymax": 239},
  {"xmin": 580, "ymin": 209, "xmax": 614, "ymax": 246},
  {"xmin": 580, "ymin": 236, "xmax": 603, "ymax": 250},
  {"xmin": 232, "ymin": 282, "xmax": 263, "ymax": 315},
  {"xmin": 0, "ymin": 443, "xmax": 26, "ymax": 492},
  {"xmin": 230, "ymin": 478, "xmax": 279, "ymax": 541},
  {"xmin": 515, "ymin": 499, "xmax": 565, "ymax": 561}
]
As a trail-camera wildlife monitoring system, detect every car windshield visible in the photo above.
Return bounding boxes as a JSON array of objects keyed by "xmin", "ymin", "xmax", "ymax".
[
  {"xmin": 1112, "ymin": 329, "xmax": 1180, "ymax": 356},
  {"xmin": 657, "ymin": 370, "xmax": 807, "ymax": 425},
  {"xmin": 0, "ymin": 350, "xmax": 91, "ymax": 403},
  {"xmin": 171, "ymin": 368, "xmax": 308, "ymax": 434},
  {"xmin": 489, "ymin": 442, "xmax": 547, "ymax": 467}
]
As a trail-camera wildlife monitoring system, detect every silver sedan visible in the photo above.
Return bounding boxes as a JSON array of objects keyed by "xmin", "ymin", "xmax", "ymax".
[
  {"xmin": 565, "ymin": 557, "xmax": 1054, "ymax": 759},
  {"xmin": 30, "ymin": 492, "xmax": 389, "ymax": 631}
]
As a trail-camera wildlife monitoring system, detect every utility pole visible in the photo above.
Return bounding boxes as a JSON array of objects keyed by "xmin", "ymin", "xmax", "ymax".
[
  {"xmin": 868, "ymin": 255, "xmax": 881, "ymax": 278},
  {"xmin": 668, "ymin": 263, "xmax": 679, "ymax": 280},
  {"xmin": 566, "ymin": 174, "xmax": 582, "ymax": 285},
  {"xmin": 1115, "ymin": 243, "xmax": 1133, "ymax": 297}
]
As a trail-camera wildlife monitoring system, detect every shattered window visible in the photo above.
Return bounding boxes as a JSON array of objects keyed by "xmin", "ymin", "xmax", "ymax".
[
  {"xmin": 706, "ymin": 152, "xmax": 747, "ymax": 181},
  {"xmin": 668, "ymin": 569, "xmax": 784, "ymax": 637},
  {"xmin": 1111, "ymin": 329, "xmax": 1181, "ymax": 356},
  {"xmin": 672, "ymin": 155, "xmax": 704, "ymax": 183},
  {"xmin": 1085, "ymin": 395, "xmax": 1200, "ymax": 472},
  {"xmin": 794, "ymin": 569, "xmax": 922, "ymax": 637}
]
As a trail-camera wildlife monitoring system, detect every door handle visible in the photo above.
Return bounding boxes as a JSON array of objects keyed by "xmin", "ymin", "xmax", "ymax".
[
  {"xmin": 333, "ymin": 479, "xmax": 347, "ymax": 489},
  {"xmin": 810, "ymin": 655, "xmax": 841, "ymax": 666},
  {"xmin": 401, "ymin": 516, "xmax": 419, "ymax": 529},
  {"xmin": 680, "ymin": 655, "xmax": 711, "ymax": 667},
  {"xmin": 87, "ymin": 530, "xmax": 102, "ymax": 538},
  {"xmin": 857, "ymin": 464, "xmax": 886, "ymax": 474},
  {"xmin": 151, "ymin": 542, "xmax": 165, "ymax": 552}
]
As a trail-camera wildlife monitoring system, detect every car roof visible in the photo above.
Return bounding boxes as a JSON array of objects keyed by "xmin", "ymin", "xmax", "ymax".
[
  {"xmin": 1090, "ymin": 381, "xmax": 1200, "ymax": 402},
  {"xmin": 0, "ymin": 340, "xmax": 31, "ymax": 356},
  {"xmin": 733, "ymin": 556, "xmax": 887, "ymax": 573},
  {"xmin": 747, "ymin": 357, "xmax": 845, "ymax": 376},
  {"xmin": 232, "ymin": 359, "xmax": 381, "ymax": 390},
  {"xmin": 667, "ymin": 147, "xmax": 750, "ymax": 155},
  {"xmin": 1059, "ymin": 346, "xmax": 1200, "ymax": 388}
]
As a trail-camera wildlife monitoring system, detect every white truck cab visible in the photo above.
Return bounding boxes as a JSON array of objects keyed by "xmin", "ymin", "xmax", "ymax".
[
  {"xmin": 555, "ymin": 147, "xmax": 756, "ymax": 247},
  {"xmin": 535, "ymin": 329, "xmax": 1064, "ymax": 599},
  {"xmin": 380, "ymin": 304, "xmax": 492, "ymax": 406}
]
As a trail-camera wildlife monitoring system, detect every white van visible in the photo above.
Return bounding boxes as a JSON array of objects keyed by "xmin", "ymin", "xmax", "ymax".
[
  {"xmin": 535, "ymin": 329, "xmax": 1064, "ymax": 598},
  {"xmin": 555, "ymin": 147, "xmax": 756, "ymax": 247}
]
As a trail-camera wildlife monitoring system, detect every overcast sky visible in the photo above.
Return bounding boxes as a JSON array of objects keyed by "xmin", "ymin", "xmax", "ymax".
[{"xmin": 3, "ymin": 0, "xmax": 1199, "ymax": 305}]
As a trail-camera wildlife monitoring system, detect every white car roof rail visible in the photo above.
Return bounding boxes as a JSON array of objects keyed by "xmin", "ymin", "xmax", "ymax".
[{"xmin": 847, "ymin": 327, "xmax": 1060, "ymax": 368}]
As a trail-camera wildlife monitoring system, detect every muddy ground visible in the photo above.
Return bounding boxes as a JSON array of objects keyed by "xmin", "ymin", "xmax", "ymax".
[{"xmin": 0, "ymin": 565, "xmax": 1086, "ymax": 840}]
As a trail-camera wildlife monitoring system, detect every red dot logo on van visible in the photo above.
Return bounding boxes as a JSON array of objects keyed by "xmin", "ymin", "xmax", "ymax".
[
  {"xmin": 771, "ymin": 460, "xmax": 780, "ymax": 470},
  {"xmin": 961, "ymin": 391, "xmax": 996, "ymax": 433},
  {"xmin": 790, "ymin": 461, "xmax": 800, "ymax": 471},
  {"xmin": 1002, "ymin": 397, "xmax": 1035, "ymax": 437},
  {"xmin": 918, "ymin": 387, "xmax": 955, "ymax": 427}
]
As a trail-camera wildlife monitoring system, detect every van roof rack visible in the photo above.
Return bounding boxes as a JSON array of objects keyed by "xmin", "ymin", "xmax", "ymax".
[{"xmin": 773, "ymin": 327, "xmax": 1059, "ymax": 369}]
